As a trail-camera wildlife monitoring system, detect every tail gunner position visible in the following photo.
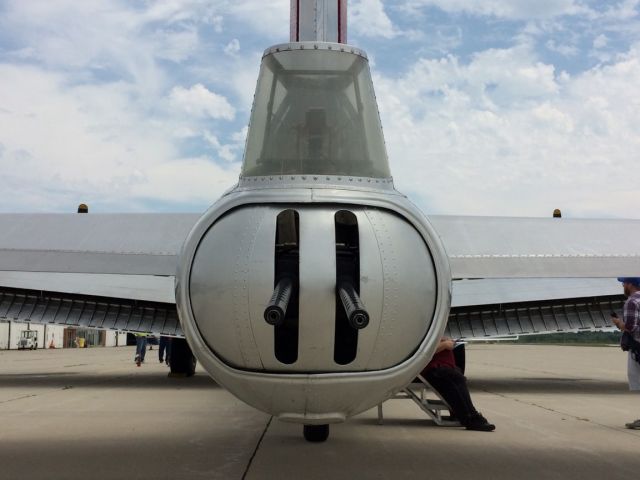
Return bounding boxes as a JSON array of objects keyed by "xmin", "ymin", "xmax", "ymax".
[{"xmin": 176, "ymin": 0, "xmax": 452, "ymax": 442}]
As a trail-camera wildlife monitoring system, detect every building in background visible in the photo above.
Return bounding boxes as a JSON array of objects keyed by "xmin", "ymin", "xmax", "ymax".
[{"xmin": 0, "ymin": 320, "xmax": 126, "ymax": 349}]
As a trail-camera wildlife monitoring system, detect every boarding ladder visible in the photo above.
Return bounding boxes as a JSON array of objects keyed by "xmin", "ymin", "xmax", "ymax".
[{"xmin": 377, "ymin": 374, "xmax": 462, "ymax": 427}]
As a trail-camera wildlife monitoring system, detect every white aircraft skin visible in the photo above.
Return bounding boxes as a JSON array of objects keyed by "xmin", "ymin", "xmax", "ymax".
[{"xmin": 1, "ymin": 0, "xmax": 639, "ymax": 442}]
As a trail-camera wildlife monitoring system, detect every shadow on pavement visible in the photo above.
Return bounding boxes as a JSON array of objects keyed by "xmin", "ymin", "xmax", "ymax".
[
  {"xmin": 469, "ymin": 377, "xmax": 629, "ymax": 394},
  {"xmin": 0, "ymin": 372, "xmax": 219, "ymax": 389}
]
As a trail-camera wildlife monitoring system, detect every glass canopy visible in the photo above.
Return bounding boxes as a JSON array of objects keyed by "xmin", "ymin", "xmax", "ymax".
[{"xmin": 241, "ymin": 47, "xmax": 390, "ymax": 178}]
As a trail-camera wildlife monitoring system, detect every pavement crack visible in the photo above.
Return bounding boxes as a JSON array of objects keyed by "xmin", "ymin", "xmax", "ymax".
[
  {"xmin": 242, "ymin": 416, "xmax": 272, "ymax": 480},
  {"xmin": 474, "ymin": 360, "xmax": 579, "ymax": 379},
  {"xmin": 0, "ymin": 394, "xmax": 37, "ymax": 404},
  {"xmin": 479, "ymin": 387, "xmax": 640, "ymax": 438}
]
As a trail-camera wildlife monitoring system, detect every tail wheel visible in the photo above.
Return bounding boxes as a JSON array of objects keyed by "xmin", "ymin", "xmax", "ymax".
[{"xmin": 303, "ymin": 424, "xmax": 329, "ymax": 442}]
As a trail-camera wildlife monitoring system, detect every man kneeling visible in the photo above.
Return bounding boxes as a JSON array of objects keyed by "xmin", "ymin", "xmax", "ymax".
[{"xmin": 421, "ymin": 337, "xmax": 495, "ymax": 432}]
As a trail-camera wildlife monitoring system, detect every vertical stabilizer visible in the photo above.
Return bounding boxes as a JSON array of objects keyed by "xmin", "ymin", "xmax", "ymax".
[{"xmin": 291, "ymin": 0, "xmax": 347, "ymax": 43}]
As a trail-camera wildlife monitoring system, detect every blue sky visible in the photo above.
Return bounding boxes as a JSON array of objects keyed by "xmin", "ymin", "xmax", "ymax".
[{"xmin": 0, "ymin": 0, "xmax": 638, "ymax": 218}]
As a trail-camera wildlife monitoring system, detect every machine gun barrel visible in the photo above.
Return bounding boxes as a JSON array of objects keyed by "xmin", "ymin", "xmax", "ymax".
[
  {"xmin": 338, "ymin": 281, "xmax": 369, "ymax": 330},
  {"xmin": 264, "ymin": 277, "xmax": 293, "ymax": 326}
]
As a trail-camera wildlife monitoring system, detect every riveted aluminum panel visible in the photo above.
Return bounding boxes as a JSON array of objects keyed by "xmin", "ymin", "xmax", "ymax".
[
  {"xmin": 429, "ymin": 215, "xmax": 640, "ymax": 279},
  {"xmin": 364, "ymin": 208, "xmax": 437, "ymax": 369},
  {"xmin": 352, "ymin": 209, "xmax": 384, "ymax": 370},
  {"xmin": 296, "ymin": 207, "xmax": 337, "ymax": 369},
  {"xmin": 247, "ymin": 209, "xmax": 282, "ymax": 371},
  {"xmin": 189, "ymin": 207, "xmax": 270, "ymax": 370}
]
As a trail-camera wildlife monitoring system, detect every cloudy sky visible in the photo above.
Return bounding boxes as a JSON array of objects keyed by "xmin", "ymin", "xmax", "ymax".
[{"xmin": 0, "ymin": 0, "xmax": 638, "ymax": 218}]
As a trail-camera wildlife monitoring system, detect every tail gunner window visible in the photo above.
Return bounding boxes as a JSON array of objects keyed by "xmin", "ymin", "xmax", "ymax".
[{"xmin": 242, "ymin": 48, "xmax": 390, "ymax": 178}]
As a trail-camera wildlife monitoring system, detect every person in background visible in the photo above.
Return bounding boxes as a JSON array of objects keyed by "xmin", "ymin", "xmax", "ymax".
[
  {"xmin": 134, "ymin": 333, "xmax": 148, "ymax": 367},
  {"xmin": 421, "ymin": 337, "xmax": 495, "ymax": 432},
  {"xmin": 159, "ymin": 336, "xmax": 171, "ymax": 366},
  {"xmin": 611, "ymin": 277, "xmax": 640, "ymax": 429}
]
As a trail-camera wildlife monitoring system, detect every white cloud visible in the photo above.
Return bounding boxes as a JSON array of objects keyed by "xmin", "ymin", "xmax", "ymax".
[
  {"xmin": 599, "ymin": 0, "xmax": 640, "ymax": 20},
  {"xmin": 221, "ymin": 52, "xmax": 264, "ymax": 112},
  {"xmin": 0, "ymin": 0, "xmax": 638, "ymax": 221},
  {"xmin": 153, "ymin": 26, "xmax": 200, "ymax": 63},
  {"xmin": 0, "ymin": 1, "xmax": 272, "ymax": 212},
  {"xmin": 203, "ymin": 130, "xmax": 245, "ymax": 163},
  {"xmin": 593, "ymin": 34, "xmax": 609, "ymax": 49},
  {"xmin": 0, "ymin": 64, "xmax": 240, "ymax": 212},
  {"xmin": 375, "ymin": 43, "xmax": 640, "ymax": 218},
  {"xmin": 0, "ymin": 64, "xmax": 164, "ymax": 209},
  {"xmin": 132, "ymin": 157, "xmax": 239, "ymax": 204},
  {"xmin": 225, "ymin": 0, "xmax": 289, "ymax": 39},
  {"xmin": 168, "ymin": 84, "xmax": 235, "ymax": 120},
  {"xmin": 401, "ymin": 0, "xmax": 592, "ymax": 20},
  {"xmin": 224, "ymin": 38, "xmax": 241, "ymax": 56},
  {"xmin": 396, "ymin": 45, "xmax": 560, "ymax": 108},
  {"xmin": 0, "ymin": 0, "xmax": 212, "ymax": 66},
  {"xmin": 350, "ymin": 0, "xmax": 397, "ymax": 39},
  {"xmin": 546, "ymin": 39, "xmax": 579, "ymax": 56}
]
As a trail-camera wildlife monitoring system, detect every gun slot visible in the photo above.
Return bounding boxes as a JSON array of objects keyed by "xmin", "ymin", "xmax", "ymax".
[
  {"xmin": 334, "ymin": 210, "xmax": 360, "ymax": 365},
  {"xmin": 272, "ymin": 209, "xmax": 299, "ymax": 364}
]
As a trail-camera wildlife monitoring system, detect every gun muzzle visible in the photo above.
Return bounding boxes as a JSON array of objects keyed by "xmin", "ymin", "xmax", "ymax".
[
  {"xmin": 338, "ymin": 282, "xmax": 369, "ymax": 330},
  {"xmin": 264, "ymin": 277, "xmax": 293, "ymax": 326}
]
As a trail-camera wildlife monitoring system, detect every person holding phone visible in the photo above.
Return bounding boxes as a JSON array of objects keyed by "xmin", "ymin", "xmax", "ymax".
[{"xmin": 611, "ymin": 277, "xmax": 640, "ymax": 429}]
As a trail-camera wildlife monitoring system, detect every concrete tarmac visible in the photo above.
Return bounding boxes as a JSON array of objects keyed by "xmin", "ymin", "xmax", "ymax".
[{"xmin": 1, "ymin": 344, "xmax": 639, "ymax": 479}]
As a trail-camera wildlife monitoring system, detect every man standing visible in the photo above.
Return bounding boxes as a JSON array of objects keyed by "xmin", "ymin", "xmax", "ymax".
[
  {"xmin": 159, "ymin": 336, "xmax": 171, "ymax": 365},
  {"xmin": 134, "ymin": 333, "xmax": 148, "ymax": 367},
  {"xmin": 611, "ymin": 277, "xmax": 640, "ymax": 429}
]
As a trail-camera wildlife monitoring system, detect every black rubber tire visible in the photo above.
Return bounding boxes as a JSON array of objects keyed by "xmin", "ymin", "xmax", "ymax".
[
  {"xmin": 169, "ymin": 338, "xmax": 197, "ymax": 377},
  {"xmin": 303, "ymin": 424, "xmax": 330, "ymax": 442}
]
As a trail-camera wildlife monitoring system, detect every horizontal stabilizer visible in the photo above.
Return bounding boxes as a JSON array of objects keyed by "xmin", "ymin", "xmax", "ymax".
[
  {"xmin": 452, "ymin": 277, "xmax": 621, "ymax": 307},
  {"xmin": 0, "ymin": 214, "xmax": 199, "ymax": 275},
  {"xmin": 430, "ymin": 215, "xmax": 640, "ymax": 279},
  {"xmin": 0, "ymin": 271, "xmax": 175, "ymax": 303}
]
